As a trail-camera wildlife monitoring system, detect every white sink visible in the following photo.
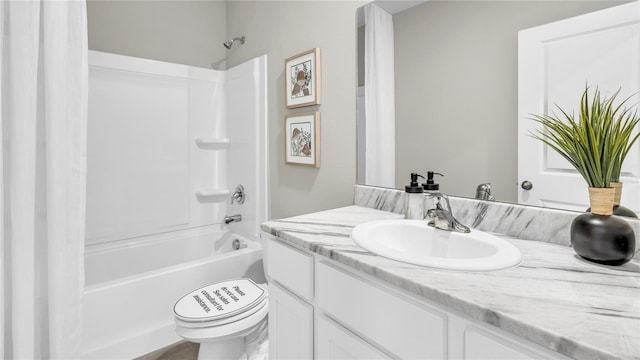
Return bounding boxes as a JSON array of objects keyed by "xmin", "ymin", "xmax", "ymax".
[{"xmin": 351, "ymin": 219, "xmax": 522, "ymax": 271}]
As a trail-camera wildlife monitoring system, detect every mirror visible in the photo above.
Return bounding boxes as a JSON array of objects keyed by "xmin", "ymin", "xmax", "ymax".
[{"xmin": 357, "ymin": 0, "xmax": 634, "ymax": 205}]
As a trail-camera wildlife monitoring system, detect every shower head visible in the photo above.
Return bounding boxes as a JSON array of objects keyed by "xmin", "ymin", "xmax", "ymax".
[{"xmin": 223, "ymin": 36, "xmax": 245, "ymax": 49}]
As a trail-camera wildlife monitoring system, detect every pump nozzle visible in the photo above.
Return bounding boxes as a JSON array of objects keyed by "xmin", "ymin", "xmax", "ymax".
[
  {"xmin": 406, "ymin": 172, "xmax": 425, "ymax": 193},
  {"xmin": 410, "ymin": 172, "xmax": 425, "ymax": 185}
]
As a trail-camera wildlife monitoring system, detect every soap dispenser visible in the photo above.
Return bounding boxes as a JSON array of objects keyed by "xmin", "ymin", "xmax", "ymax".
[
  {"xmin": 405, "ymin": 172, "xmax": 425, "ymax": 219},
  {"xmin": 422, "ymin": 171, "xmax": 444, "ymax": 210},
  {"xmin": 422, "ymin": 171, "xmax": 444, "ymax": 192}
]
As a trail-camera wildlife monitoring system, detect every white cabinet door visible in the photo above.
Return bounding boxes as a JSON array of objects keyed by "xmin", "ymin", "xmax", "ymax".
[
  {"xmin": 267, "ymin": 238, "xmax": 314, "ymax": 301},
  {"xmin": 518, "ymin": 2, "xmax": 640, "ymax": 212},
  {"xmin": 316, "ymin": 261, "xmax": 447, "ymax": 359},
  {"xmin": 316, "ymin": 314, "xmax": 392, "ymax": 360},
  {"xmin": 268, "ymin": 283, "xmax": 313, "ymax": 360}
]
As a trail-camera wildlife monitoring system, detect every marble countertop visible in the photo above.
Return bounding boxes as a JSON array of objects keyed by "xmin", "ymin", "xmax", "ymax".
[{"xmin": 261, "ymin": 205, "xmax": 640, "ymax": 360}]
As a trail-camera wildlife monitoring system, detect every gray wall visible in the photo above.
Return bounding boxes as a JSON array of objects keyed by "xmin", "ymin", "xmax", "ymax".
[
  {"xmin": 88, "ymin": 1, "xmax": 365, "ymax": 219},
  {"xmin": 87, "ymin": 0, "xmax": 227, "ymax": 69},
  {"xmin": 226, "ymin": 1, "xmax": 366, "ymax": 219},
  {"xmin": 393, "ymin": 0, "xmax": 628, "ymax": 202}
]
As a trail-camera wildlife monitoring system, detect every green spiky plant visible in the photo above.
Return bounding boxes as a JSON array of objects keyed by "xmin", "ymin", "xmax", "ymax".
[
  {"xmin": 530, "ymin": 86, "xmax": 640, "ymax": 188},
  {"xmin": 609, "ymin": 97, "xmax": 640, "ymax": 182}
]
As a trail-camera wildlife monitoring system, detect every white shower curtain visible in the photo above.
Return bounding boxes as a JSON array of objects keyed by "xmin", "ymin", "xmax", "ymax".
[
  {"xmin": 0, "ymin": 1, "xmax": 88, "ymax": 358},
  {"xmin": 364, "ymin": 3, "xmax": 395, "ymax": 188}
]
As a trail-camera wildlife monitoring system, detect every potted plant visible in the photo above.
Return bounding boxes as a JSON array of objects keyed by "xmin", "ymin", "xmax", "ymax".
[
  {"xmin": 530, "ymin": 86, "xmax": 637, "ymax": 265},
  {"xmin": 607, "ymin": 94, "xmax": 640, "ymax": 218}
]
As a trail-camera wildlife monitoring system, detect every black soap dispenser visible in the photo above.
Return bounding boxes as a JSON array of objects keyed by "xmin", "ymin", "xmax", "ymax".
[
  {"xmin": 423, "ymin": 171, "xmax": 444, "ymax": 192},
  {"xmin": 405, "ymin": 172, "xmax": 424, "ymax": 219}
]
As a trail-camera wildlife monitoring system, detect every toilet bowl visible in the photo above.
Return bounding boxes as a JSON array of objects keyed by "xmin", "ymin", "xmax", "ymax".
[{"xmin": 173, "ymin": 278, "xmax": 268, "ymax": 360}]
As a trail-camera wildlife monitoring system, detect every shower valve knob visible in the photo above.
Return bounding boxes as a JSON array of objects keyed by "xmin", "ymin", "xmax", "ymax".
[{"xmin": 231, "ymin": 185, "xmax": 246, "ymax": 205}]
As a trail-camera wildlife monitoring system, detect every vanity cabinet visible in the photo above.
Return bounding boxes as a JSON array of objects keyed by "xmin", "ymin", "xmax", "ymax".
[
  {"xmin": 264, "ymin": 234, "xmax": 569, "ymax": 360},
  {"xmin": 266, "ymin": 235, "xmax": 314, "ymax": 359},
  {"xmin": 316, "ymin": 261, "xmax": 446, "ymax": 359},
  {"xmin": 316, "ymin": 313, "xmax": 392, "ymax": 359},
  {"xmin": 268, "ymin": 282, "xmax": 313, "ymax": 359}
]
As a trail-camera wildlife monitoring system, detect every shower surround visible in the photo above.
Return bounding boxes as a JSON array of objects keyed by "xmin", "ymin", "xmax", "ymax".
[{"xmin": 81, "ymin": 51, "xmax": 268, "ymax": 359}]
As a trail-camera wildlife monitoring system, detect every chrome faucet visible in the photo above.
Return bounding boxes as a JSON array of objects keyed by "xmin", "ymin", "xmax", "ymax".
[
  {"xmin": 475, "ymin": 183, "xmax": 495, "ymax": 201},
  {"xmin": 424, "ymin": 192, "xmax": 470, "ymax": 233},
  {"xmin": 225, "ymin": 214, "xmax": 242, "ymax": 224}
]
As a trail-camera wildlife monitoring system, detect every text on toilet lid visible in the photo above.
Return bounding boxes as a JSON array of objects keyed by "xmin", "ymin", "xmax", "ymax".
[
  {"xmin": 194, "ymin": 286, "xmax": 244, "ymax": 312},
  {"xmin": 175, "ymin": 279, "xmax": 265, "ymax": 319}
]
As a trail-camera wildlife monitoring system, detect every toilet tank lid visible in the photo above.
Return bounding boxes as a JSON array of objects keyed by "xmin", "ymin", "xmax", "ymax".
[{"xmin": 173, "ymin": 278, "xmax": 266, "ymax": 322}]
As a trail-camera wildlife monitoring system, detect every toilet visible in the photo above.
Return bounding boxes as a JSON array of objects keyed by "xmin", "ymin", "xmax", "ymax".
[{"xmin": 173, "ymin": 278, "xmax": 268, "ymax": 360}]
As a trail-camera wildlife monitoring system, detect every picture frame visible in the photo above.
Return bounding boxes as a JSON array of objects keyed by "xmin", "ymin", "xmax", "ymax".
[
  {"xmin": 285, "ymin": 111, "xmax": 320, "ymax": 167},
  {"xmin": 285, "ymin": 48, "xmax": 321, "ymax": 108}
]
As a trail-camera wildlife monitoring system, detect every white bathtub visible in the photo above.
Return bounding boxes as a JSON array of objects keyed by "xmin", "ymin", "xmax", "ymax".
[{"xmin": 81, "ymin": 226, "xmax": 265, "ymax": 359}]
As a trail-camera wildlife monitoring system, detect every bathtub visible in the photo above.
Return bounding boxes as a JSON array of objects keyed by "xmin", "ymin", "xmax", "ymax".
[{"xmin": 81, "ymin": 226, "xmax": 265, "ymax": 359}]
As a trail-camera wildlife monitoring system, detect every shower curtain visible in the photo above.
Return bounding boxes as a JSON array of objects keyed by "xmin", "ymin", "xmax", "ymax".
[
  {"xmin": 0, "ymin": 1, "xmax": 88, "ymax": 358},
  {"xmin": 364, "ymin": 3, "xmax": 395, "ymax": 188}
]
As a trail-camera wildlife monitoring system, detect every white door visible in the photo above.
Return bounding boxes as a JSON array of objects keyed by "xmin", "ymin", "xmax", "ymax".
[{"xmin": 518, "ymin": 1, "xmax": 640, "ymax": 213}]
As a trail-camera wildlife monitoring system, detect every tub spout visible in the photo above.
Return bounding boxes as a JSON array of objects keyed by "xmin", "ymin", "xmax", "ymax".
[{"xmin": 225, "ymin": 214, "xmax": 242, "ymax": 224}]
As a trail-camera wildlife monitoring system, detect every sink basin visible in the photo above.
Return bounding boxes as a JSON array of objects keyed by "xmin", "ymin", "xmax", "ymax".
[{"xmin": 351, "ymin": 219, "xmax": 522, "ymax": 271}]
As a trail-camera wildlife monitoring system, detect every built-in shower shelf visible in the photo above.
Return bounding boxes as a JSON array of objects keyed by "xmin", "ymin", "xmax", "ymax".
[
  {"xmin": 195, "ymin": 137, "xmax": 230, "ymax": 149},
  {"xmin": 195, "ymin": 189, "xmax": 230, "ymax": 200}
]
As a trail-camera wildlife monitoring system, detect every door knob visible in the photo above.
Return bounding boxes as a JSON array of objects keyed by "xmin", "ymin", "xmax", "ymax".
[{"xmin": 521, "ymin": 180, "xmax": 533, "ymax": 190}]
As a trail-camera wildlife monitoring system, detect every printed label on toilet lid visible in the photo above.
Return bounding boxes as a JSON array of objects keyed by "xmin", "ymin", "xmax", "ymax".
[{"xmin": 173, "ymin": 278, "xmax": 266, "ymax": 322}]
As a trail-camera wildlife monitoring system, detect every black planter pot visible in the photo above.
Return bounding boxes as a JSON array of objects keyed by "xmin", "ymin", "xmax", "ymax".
[
  {"xmin": 586, "ymin": 205, "xmax": 639, "ymax": 218},
  {"xmin": 571, "ymin": 213, "xmax": 636, "ymax": 265},
  {"xmin": 613, "ymin": 205, "xmax": 639, "ymax": 218}
]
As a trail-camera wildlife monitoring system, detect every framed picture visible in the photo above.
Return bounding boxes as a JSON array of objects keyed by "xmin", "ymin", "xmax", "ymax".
[
  {"xmin": 285, "ymin": 48, "xmax": 321, "ymax": 108},
  {"xmin": 285, "ymin": 112, "xmax": 320, "ymax": 167}
]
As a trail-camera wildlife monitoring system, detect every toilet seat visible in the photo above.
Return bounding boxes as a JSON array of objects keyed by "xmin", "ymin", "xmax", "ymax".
[
  {"xmin": 176, "ymin": 300, "xmax": 268, "ymax": 342},
  {"xmin": 174, "ymin": 278, "xmax": 266, "ymax": 323},
  {"xmin": 173, "ymin": 278, "xmax": 269, "ymax": 341},
  {"xmin": 175, "ymin": 296, "xmax": 267, "ymax": 329}
]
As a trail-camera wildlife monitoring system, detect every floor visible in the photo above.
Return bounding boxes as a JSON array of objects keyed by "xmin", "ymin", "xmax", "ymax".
[{"xmin": 134, "ymin": 341, "xmax": 199, "ymax": 360}]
